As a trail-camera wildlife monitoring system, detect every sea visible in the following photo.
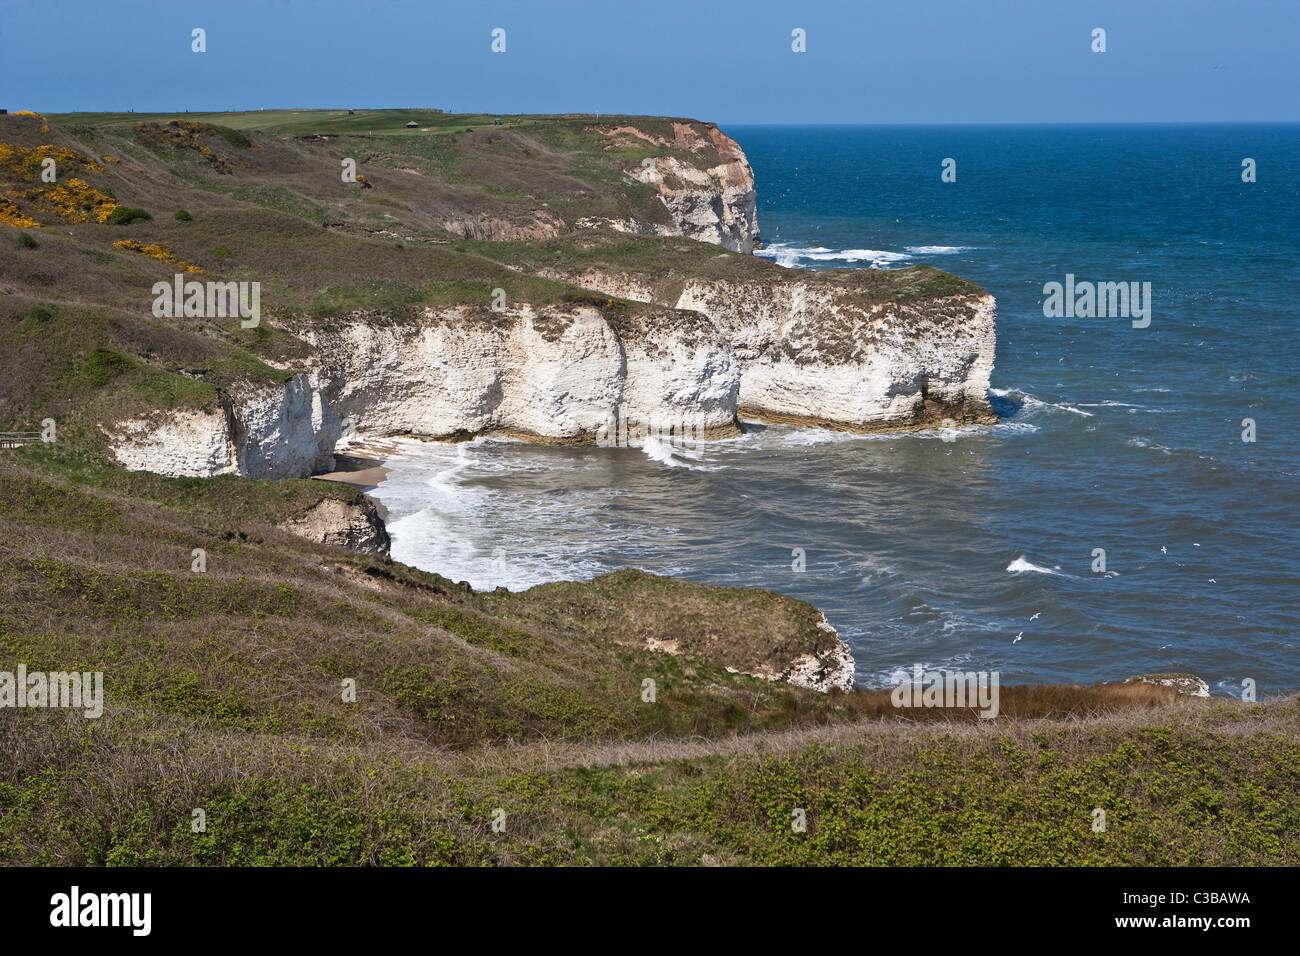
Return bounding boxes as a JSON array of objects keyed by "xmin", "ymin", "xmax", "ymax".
[{"xmin": 368, "ymin": 124, "xmax": 1300, "ymax": 695}]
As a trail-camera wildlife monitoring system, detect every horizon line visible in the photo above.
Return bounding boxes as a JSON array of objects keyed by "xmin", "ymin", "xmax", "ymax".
[{"xmin": 29, "ymin": 109, "xmax": 1300, "ymax": 128}]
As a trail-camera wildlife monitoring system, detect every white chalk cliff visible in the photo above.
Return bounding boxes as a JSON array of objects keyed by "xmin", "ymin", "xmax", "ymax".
[
  {"xmin": 544, "ymin": 270, "xmax": 997, "ymax": 431},
  {"xmin": 301, "ymin": 302, "xmax": 740, "ymax": 443},
  {"xmin": 104, "ymin": 373, "xmax": 339, "ymax": 480}
]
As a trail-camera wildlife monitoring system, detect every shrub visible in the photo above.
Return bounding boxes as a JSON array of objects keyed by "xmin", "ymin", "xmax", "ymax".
[
  {"xmin": 174, "ymin": 209, "xmax": 192, "ymax": 222},
  {"xmin": 19, "ymin": 306, "xmax": 52, "ymax": 332},
  {"xmin": 19, "ymin": 233, "xmax": 38, "ymax": 249},
  {"xmin": 212, "ymin": 245, "xmax": 232, "ymax": 258},
  {"xmin": 80, "ymin": 348, "xmax": 132, "ymax": 386},
  {"xmin": 107, "ymin": 206, "xmax": 151, "ymax": 225}
]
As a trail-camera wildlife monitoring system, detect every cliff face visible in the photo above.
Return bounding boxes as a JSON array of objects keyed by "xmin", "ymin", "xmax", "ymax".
[
  {"xmin": 105, "ymin": 301, "xmax": 741, "ymax": 476},
  {"xmin": 103, "ymin": 373, "xmax": 339, "ymax": 479},
  {"xmin": 543, "ymin": 269, "xmax": 997, "ymax": 432},
  {"xmin": 681, "ymin": 281, "xmax": 996, "ymax": 431},
  {"xmin": 104, "ymin": 272, "xmax": 994, "ymax": 477},
  {"xmin": 599, "ymin": 123, "xmax": 760, "ymax": 252},
  {"xmin": 302, "ymin": 302, "xmax": 740, "ymax": 444}
]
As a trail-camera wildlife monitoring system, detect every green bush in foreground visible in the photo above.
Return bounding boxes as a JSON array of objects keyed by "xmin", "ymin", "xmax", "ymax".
[{"xmin": 107, "ymin": 206, "xmax": 151, "ymax": 225}]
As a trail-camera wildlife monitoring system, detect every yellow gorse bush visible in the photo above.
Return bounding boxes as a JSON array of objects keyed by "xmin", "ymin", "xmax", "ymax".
[
  {"xmin": 113, "ymin": 238, "xmax": 204, "ymax": 274},
  {"xmin": 0, "ymin": 140, "xmax": 115, "ymax": 227},
  {"xmin": 0, "ymin": 195, "xmax": 39, "ymax": 228},
  {"xmin": 35, "ymin": 178, "xmax": 118, "ymax": 223},
  {"xmin": 0, "ymin": 142, "xmax": 103, "ymax": 179}
]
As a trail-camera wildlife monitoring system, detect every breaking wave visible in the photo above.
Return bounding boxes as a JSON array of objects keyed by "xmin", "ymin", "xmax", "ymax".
[{"xmin": 1006, "ymin": 555, "xmax": 1060, "ymax": 575}]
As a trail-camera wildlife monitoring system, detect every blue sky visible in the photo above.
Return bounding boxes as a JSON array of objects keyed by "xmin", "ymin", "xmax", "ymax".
[{"xmin": 5, "ymin": 0, "xmax": 1297, "ymax": 123}]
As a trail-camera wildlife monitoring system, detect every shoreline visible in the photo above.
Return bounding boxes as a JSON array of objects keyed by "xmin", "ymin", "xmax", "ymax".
[{"xmin": 311, "ymin": 441, "xmax": 399, "ymax": 520}]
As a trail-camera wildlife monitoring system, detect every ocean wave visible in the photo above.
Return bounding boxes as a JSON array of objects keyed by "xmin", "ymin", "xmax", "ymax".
[
  {"xmin": 904, "ymin": 245, "xmax": 974, "ymax": 254},
  {"xmin": 940, "ymin": 614, "xmax": 1008, "ymax": 635},
  {"xmin": 1029, "ymin": 397, "xmax": 1092, "ymax": 417},
  {"xmin": 372, "ymin": 440, "xmax": 625, "ymax": 591},
  {"xmin": 1126, "ymin": 437, "xmax": 1173, "ymax": 455},
  {"xmin": 861, "ymin": 654, "xmax": 980, "ymax": 690},
  {"xmin": 729, "ymin": 423, "xmax": 893, "ymax": 450},
  {"xmin": 725, "ymin": 417, "xmax": 1039, "ymax": 451},
  {"xmin": 756, "ymin": 243, "xmax": 912, "ymax": 268},
  {"xmin": 640, "ymin": 434, "xmax": 721, "ymax": 470},
  {"xmin": 1006, "ymin": 555, "xmax": 1060, "ymax": 575},
  {"xmin": 855, "ymin": 556, "xmax": 901, "ymax": 583},
  {"xmin": 989, "ymin": 387, "xmax": 1094, "ymax": 417}
]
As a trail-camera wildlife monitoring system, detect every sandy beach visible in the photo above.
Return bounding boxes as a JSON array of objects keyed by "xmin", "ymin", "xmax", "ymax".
[
  {"xmin": 312, "ymin": 453, "xmax": 391, "ymax": 489},
  {"xmin": 311, "ymin": 442, "xmax": 399, "ymax": 518}
]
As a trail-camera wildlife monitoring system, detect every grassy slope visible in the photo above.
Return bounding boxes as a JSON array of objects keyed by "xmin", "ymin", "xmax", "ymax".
[
  {"xmin": 1, "ymin": 111, "xmax": 1295, "ymax": 865},
  {"xmin": 2, "ymin": 446, "xmax": 1296, "ymax": 866}
]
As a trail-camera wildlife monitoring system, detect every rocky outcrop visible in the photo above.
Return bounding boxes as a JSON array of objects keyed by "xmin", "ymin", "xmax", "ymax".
[
  {"xmin": 750, "ymin": 613, "xmax": 855, "ymax": 693},
  {"xmin": 301, "ymin": 301, "xmax": 740, "ymax": 444},
  {"xmin": 1124, "ymin": 673, "xmax": 1211, "ymax": 698},
  {"xmin": 231, "ymin": 374, "xmax": 341, "ymax": 478},
  {"xmin": 436, "ymin": 210, "xmax": 564, "ymax": 241},
  {"xmin": 104, "ymin": 373, "xmax": 339, "ymax": 479},
  {"xmin": 524, "ymin": 568, "xmax": 856, "ymax": 693},
  {"xmin": 541, "ymin": 269, "xmax": 998, "ymax": 432},
  {"xmin": 278, "ymin": 496, "xmax": 390, "ymax": 555},
  {"xmin": 600, "ymin": 123, "xmax": 760, "ymax": 253}
]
